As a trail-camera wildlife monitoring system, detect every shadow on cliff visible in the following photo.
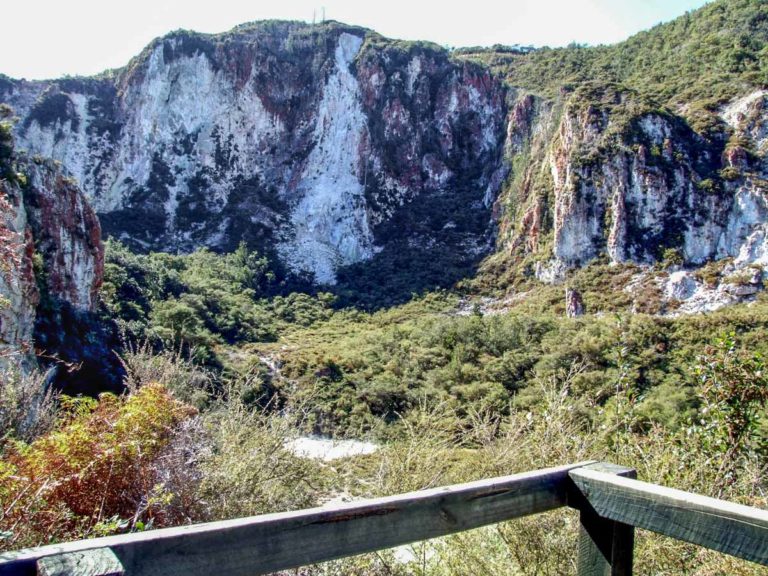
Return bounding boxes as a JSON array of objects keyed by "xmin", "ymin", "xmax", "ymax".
[
  {"xmin": 329, "ymin": 174, "xmax": 493, "ymax": 310},
  {"xmin": 330, "ymin": 240, "xmax": 486, "ymax": 311},
  {"xmin": 34, "ymin": 299, "xmax": 126, "ymax": 397}
]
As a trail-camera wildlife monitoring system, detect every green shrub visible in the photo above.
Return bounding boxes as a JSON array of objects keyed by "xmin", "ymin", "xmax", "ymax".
[
  {"xmin": 661, "ymin": 247, "xmax": 684, "ymax": 269},
  {"xmin": 696, "ymin": 178, "xmax": 721, "ymax": 194},
  {"xmin": 197, "ymin": 401, "xmax": 323, "ymax": 519}
]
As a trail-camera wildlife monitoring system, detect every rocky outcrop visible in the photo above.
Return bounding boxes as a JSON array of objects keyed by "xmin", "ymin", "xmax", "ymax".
[
  {"xmin": 565, "ymin": 288, "xmax": 584, "ymax": 317},
  {"xmin": 1, "ymin": 22, "xmax": 506, "ymax": 285},
  {"xmin": 662, "ymin": 266, "xmax": 764, "ymax": 315},
  {"xmin": 498, "ymin": 85, "xmax": 768, "ymax": 287},
  {"xmin": 0, "ymin": 155, "xmax": 103, "ymax": 370},
  {"xmin": 23, "ymin": 157, "xmax": 104, "ymax": 311},
  {"xmin": 0, "ymin": 179, "xmax": 37, "ymax": 366}
]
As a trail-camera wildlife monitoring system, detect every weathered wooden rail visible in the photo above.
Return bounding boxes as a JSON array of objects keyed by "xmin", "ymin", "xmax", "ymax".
[{"xmin": 1, "ymin": 461, "xmax": 766, "ymax": 575}]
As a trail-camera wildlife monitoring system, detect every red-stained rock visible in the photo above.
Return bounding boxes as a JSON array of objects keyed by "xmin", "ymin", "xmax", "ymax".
[
  {"xmin": 724, "ymin": 146, "xmax": 749, "ymax": 170},
  {"xmin": 4, "ymin": 23, "xmax": 507, "ymax": 285},
  {"xmin": 23, "ymin": 158, "xmax": 103, "ymax": 311},
  {"xmin": 0, "ymin": 180, "xmax": 38, "ymax": 365},
  {"xmin": 0, "ymin": 155, "xmax": 103, "ymax": 365}
]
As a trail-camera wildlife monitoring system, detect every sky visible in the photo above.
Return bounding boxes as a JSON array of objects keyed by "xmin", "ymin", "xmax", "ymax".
[{"xmin": 2, "ymin": 0, "xmax": 711, "ymax": 80}]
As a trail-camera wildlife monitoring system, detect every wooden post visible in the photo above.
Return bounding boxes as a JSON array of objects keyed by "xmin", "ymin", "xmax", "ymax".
[
  {"xmin": 570, "ymin": 462, "xmax": 636, "ymax": 576},
  {"xmin": 569, "ymin": 465, "xmax": 768, "ymax": 566}
]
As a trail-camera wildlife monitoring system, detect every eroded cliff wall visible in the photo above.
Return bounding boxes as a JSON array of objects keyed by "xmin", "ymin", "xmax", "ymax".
[
  {"xmin": 2, "ymin": 23, "xmax": 506, "ymax": 285},
  {"xmin": 497, "ymin": 86, "xmax": 768, "ymax": 288},
  {"xmin": 0, "ymin": 156, "xmax": 103, "ymax": 369}
]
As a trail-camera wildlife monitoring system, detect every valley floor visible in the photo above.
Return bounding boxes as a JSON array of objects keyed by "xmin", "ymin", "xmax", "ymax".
[{"xmin": 2, "ymin": 273, "xmax": 768, "ymax": 574}]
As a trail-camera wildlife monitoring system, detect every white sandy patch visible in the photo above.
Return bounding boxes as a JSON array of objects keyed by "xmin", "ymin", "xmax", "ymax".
[{"xmin": 285, "ymin": 436, "xmax": 378, "ymax": 461}]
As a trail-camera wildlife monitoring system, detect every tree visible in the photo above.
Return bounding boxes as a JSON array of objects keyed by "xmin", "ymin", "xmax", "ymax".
[{"xmin": 695, "ymin": 333, "xmax": 768, "ymax": 462}]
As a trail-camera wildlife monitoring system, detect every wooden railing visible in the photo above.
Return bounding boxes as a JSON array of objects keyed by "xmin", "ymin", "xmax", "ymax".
[{"xmin": 1, "ymin": 461, "xmax": 767, "ymax": 575}]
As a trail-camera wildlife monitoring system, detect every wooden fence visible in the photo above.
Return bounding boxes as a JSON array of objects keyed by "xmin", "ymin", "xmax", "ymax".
[{"xmin": 1, "ymin": 461, "xmax": 766, "ymax": 575}]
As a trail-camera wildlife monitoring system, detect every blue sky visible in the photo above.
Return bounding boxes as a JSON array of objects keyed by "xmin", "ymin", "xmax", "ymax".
[{"xmin": 1, "ymin": 0, "xmax": 711, "ymax": 80}]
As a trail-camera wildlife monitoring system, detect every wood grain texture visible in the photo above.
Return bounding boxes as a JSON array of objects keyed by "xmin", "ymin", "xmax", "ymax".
[
  {"xmin": 574, "ymin": 463, "xmax": 636, "ymax": 576},
  {"xmin": 0, "ymin": 462, "xmax": 594, "ymax": 576},
  {"xmin": 569, "ymin": 467, "xmax": 768, "ymax": 566},
  {"xmin": 577, "ymin": 508, "xmax": 635, "ymax": 576},
  {"xmin": 37, "ymin": 549, "xmax": 124, "ymax": 576}
]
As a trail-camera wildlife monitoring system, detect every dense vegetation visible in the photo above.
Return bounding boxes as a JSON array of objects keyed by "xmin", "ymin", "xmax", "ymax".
[
  {"xmin": 457, "ymin": 0, "xmax": 768, "ymax": 109},
  {"xmin": 87, "ymin": 239, "xmax": 768, "ymax": 445},
  {"xmin": 0, "ymin": 331, "xmax": 766, "ymax": 574},
  {"xmin": 272, "ymin": 295, "xmax": 768, "ymax": 439},
  {"xmin": 100, "ymin": 239, "xmax": 336, "ymax": 366},
  {"xmin": 1, "ymin": 1, "xmax": 768, "ymax": 574}
]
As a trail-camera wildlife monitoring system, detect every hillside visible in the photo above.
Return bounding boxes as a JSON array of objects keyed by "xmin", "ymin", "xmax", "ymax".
[
  {"xmin": 459, "ymin": 0, "xmax": 768, "ymax": 294},
  {"xmin": 458, "ymin": 0, "xmax": 767, "ymax": 108},
  {"xmin": 0, "ymin": 21, "xmax": 506, "ymax": 304},
  {"xmin": 1, "ymin": 3, "xmax": 768, "ymax": 574}
]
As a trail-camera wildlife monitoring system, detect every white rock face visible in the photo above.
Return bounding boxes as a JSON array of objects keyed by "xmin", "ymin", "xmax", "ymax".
[
  {"xmin": 734, "ymin": 227, "xmax": 768, "ymax": 267},
  {"xmin": 6, "ymin": 24, "xmax": 506, "ymax": 285},
  {"xmin": 534, "ymin": 259, "xmax": 567, "ymax": 284},
  {"xmin": 721, "ymin": 90, "xmax": 768, "ymax": 134},
  {"xmin": 18, "ymin": 45, "xmax": 286, "ymax": 235},
  {"xmin": 664, "ymin": 270, "xmax": 699, "ymax": 301},
  {"xmin": 719, "ymin": 187, "xmax": 768, "ymax": 265},
  {"xmin": 662, "ymin": 269, "xmax": 763, "ymax": 315},
  {"xmin": 22, "ymin": 93, "xmax": 94, "ymax": 195},
  {"xmin": 110, "ymin": 45, "xmax": 284, "ymax": 220},
  {"xmin": 405, "ymin": 56, "xmax": 422, "ymax": 97},
  {"xmin": 277, "ymin": 33, "xmax": 375, "ymax": 284},
  {"xmin": 522, "ymin": 89, "xmax": 768, "ymax": 287}
]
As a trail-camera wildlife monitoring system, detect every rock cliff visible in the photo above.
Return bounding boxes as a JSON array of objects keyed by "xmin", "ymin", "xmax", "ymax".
[
  {"xmin": 1, "ymin": 22, "xmax": 506, "ymax": 285},
  {"xmin": 0, "ymin": 154, "xmax": 103, "ymax": 369},
  {"xmin": 0, "ymin": 175, "xmax": 37, "ymax": 367},
  {"xmin": 496, "ymin": 85, "xmax": 768, "ymax": 303},
  {"xmin": 1, "ymin": 4, "xmax": 767, "ymax": 312}
]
